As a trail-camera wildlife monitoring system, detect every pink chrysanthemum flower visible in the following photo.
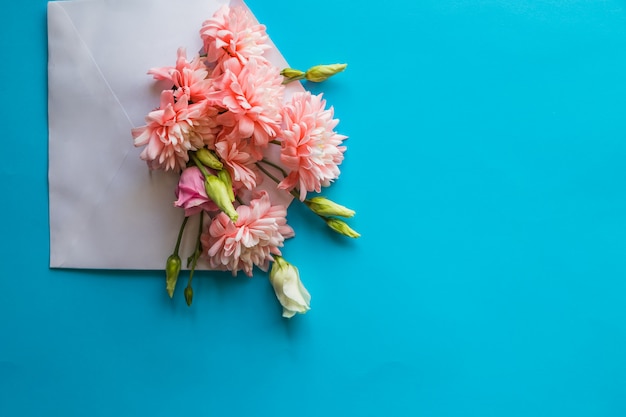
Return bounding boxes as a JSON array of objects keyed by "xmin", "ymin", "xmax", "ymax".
[
  {"xmin": 211, "ymin": 57, "xmax": 284, "ymax": 155},
  {"xmin": 201, "ymin": 191, "xmax": 294, "ymax": 277},
  {"xmin": 278, "ymin": 92, "xmax": 348, "ymax": 200},
  {"xmin": 200, "ymin": 5, "xmax": 270, "ymax": 66},
  {"xmin": 132, "ymin": 90, "xmax": 209, "ymax": 171},
  {"xmin": 195, "ymin": 105, "xmax": 221, "ymax": 149},
  {"xmin": 213, "ymin": 128, "xmax": 259, "ymax": 190},
  {"xmin": 148, "ymin": 48, "xmax": 212, "ymax": 104}
]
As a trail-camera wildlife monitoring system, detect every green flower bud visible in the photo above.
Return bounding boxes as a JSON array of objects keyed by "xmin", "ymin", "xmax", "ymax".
[
  {"xmin": 184, "ymin": 286, "xmax": 193, "ymax": 306},
  {"xmin": 305, "ymin": 197, "xmax": 355, "ymax": 218},
  {"xmin": 305, "ymin": 63, "xmax": 347, "ymax": 82},
  {"xmin": 165, "ymin": 254, "xmax": 181, "ymax": 298},
  {"xmin": 280, "ymin": 68, "xmax": 306, "ymax": 83},
  {"xmin": 195, "ymin": 148, "xmax": 223, "ymax": 170},
  {"xmin": 324, "ymin": 217, "xmax": 360, "ymax": 238},
  {"xmin": 217, "ymin": 169, "xmax": 235, "ymax": 202},
  {"xmin": 205, "ymin": 175, "xmax": 238, "ymax": 222}
]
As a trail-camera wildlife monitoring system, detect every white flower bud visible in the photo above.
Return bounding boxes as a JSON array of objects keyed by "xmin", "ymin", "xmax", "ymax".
[{"xmin": 269, "ymin": 257, "xmax": 311, "ymax": 318}]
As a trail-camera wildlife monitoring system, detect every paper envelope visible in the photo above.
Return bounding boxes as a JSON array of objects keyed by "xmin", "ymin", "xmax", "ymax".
[{"xmin": 48, "ymin": 0, "xmax": 302, "ymax": 269}]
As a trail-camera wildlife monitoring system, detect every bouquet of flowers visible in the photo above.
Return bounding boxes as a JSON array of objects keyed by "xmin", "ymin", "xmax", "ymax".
[{"xmin": 131, "ymin": 4, "xmax": 358, "ymax": 318}]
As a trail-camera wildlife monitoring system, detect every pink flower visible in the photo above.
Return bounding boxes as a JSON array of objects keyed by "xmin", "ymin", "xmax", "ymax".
[
  {"xmin": 278, "ymin": 92, "xmax": 347, "ymax": 200},
  {"xmin": 200, "ymin": 5, "xmax": 270, "ymax": 66},
  {"xmin": 173, "ymin": 166, "xmax": 219, "ymax": 216},
  {"xmin": 213, "ymin": 128, "xmax": 260, "ymax": 190},
  {"xmin": 210, "ymin": 57, "xmax": 284, "ymax": 154},
  {"xmin": 195, "ymin": 105, "xmax": 221, "ymax": 149},
  {"xmin": 132, "ymin": 90, "xmax": 210, "ymax": 171},
  {"xmin": 148, "ymin": 48, "xmax": 212, "ymax": 104},
  {"xmin": 201, "ymin": 191, "xmax": 294, "ymax": 277}
]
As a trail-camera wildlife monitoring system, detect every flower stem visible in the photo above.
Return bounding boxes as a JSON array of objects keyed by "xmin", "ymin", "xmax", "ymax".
[
  {"xmin": 258, "ymin": 158, "xmax": 288, "ymax": 178},
  {"xmin": 255, "ymin": 161, "xmax": 282, "ymax": 184},
  {"xmin": 269, "ymin": 140, "xmax": 282, "ymax": 146},
  {"xmin": 186, "ymin": 212, "xmax": 204, "ymax": 288},
  {"xmin": 174, "ymin": 216, "xmax": 189, "ymax": 256},
  {"xmin": 255, "ymin": 162, "xmax": 301, "ymax": 200}
]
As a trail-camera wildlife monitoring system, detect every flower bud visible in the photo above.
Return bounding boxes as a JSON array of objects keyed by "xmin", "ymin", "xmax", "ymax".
[
  {"xmin": 269, "ymin": 256, "xmax": 311, "ymax": 318},
  {"xmin": 305, "ymin": 63, "xmax": 347, "ymax": 82},
  {"xmin": 165, "ymin": 254, "xmax": 181, "ymax": 298},
  {"xmin": 305, "ymin": 197, "xmax": 355, "ymax": 218},
  {"xmin": 280, "ymin": 68, "xmax": 305, "ymax": 83},
  {"xmin": 184, "ymin": 286, "xmax": 193, "ymax": 306},
  {"xmin": 324, "ymin": 218, "xmax": 360, "ymax": 238},
  {"xmin": 217, "ymin": 169, "xmax": 235, "ymax": 202},
  {"xmin": 195, "ymin": 148, "xmax": 223, "ymax": 170},
  {"xmin": 205, "ymin": 175, "xmax": 238, "ymax": 222}
]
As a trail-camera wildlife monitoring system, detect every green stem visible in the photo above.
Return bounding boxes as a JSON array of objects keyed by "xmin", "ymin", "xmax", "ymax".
[
  {"xmin": 255, "ymin": 162, "xmax": 301, "ymax": 200},
  {"xmin": 258, "ymin": 158, "xmax": 289, "ymax": 178},
  {"xmin": 269, "ymin": 140, "xmax": 282, "ymax": 146},
  {"xmin": 255, "ymin": 162, "xmax": 282, "ymax": 185},
  {"xmin": 173, "ymin": 216, "xmax": 189, "ymax": 256},
  {"xmin": 289, "ymin": 189, "xmax": 301, "ymax": 200},
  {"xmin": 187, "ymin": 212, "xmax": 204, "ymax": 287}
]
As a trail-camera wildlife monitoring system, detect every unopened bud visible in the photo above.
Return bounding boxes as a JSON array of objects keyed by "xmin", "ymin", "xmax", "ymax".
[
  {"xmin": 280, "ymin": 68, "xmax": 306, "ymax": 83},
  {"xmin": 217, "ymin": 169, "xmax": 235, "ymax": 202},
  {"xmin": 324, "ymin": 217, "xmax": 360, "ymax": 238},
  {"xmin": 195, "ymin": 148, "xmax": 223, "ymax": 170},
  {"xmin": 205, "ymin": 175, "xmax": 238, "ymax": 222},
  {"xmin": 305, "ymin": 63, "xmax": 347, "ymax": 82},
  {"xmin": 269, "ymin": 256, "xmax": 311, "ymax": 318},
  {"xmin": 184, "ymin": 286, "xmax": 193, "ymax": 306},
  {"xmin": 305, "ymin": 197, "xmax": 355, "ymax": 218},
  {"xmin": 165, "ymin": 254, "xmax": 181, "ymax": 298}
]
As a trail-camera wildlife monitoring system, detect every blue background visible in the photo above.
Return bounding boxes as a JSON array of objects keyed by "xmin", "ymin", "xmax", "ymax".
[{"xmin": 2, "ymin": 0, "xmax": 626, "ymax": 415}]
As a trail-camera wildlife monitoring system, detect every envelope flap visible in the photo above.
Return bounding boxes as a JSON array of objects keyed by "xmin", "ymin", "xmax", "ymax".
[{"xmin": 50, "ymin": 0, "xmax": 231, "ymax": 126}]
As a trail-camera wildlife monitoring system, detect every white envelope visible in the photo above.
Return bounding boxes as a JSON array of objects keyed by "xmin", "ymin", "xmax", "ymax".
[{"xmin": 48, "ymin": 0, "xmax": 302, "ymax": 269}]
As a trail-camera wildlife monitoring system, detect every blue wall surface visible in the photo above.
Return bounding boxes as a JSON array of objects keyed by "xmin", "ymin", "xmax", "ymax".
[{"xmin": 1, "ymin": 1, "xmax": 626, "ymax": 416}]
